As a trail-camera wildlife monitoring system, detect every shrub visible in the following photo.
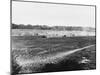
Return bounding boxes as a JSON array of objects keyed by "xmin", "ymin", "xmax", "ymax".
[{"xmin": 11, "ymin": 56, "xmax": 21, "ymax": 75}]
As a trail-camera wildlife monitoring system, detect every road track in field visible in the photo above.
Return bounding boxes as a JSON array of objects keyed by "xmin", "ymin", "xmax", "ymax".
[{"xmin": 17, "ymin": 44, "xmax": 95, "ymax": 66}]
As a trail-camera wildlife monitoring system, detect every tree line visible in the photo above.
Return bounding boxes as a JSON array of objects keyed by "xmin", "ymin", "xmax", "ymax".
[{"xmin": 11, "ymin": 23, "xmax": 95, "ymax": 32}]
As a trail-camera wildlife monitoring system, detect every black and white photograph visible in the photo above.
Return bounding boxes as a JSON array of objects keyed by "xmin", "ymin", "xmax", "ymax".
[{"xmin": 11, "ymin": 0, "xmax": 96, "ymax": 75}]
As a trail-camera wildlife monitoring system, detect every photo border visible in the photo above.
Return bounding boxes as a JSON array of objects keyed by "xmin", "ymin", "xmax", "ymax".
[{"xmin": 10, "ymin": 0, "xmax": 96, "ymax": 74}]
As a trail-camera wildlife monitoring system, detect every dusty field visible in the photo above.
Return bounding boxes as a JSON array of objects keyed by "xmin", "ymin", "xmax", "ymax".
[
  {"xmin": 11, "ymin": 36, "xmax": 96, "ymax": 74},
  {"xmin": 12, "ymin": 29, "xmax": 95, "ymax": 37}
]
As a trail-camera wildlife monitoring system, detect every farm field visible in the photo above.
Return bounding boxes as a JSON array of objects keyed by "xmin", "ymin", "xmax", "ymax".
[
  {"xmin": 11, "ymin": 35, "xmax": 96, "ymax": 74},
  {"xmin": 12, "ymin": 29, "xmax": 95, "ymax": 37}
]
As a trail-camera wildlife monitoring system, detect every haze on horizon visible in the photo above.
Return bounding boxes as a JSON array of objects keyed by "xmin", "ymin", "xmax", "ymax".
[{"xmin": 12, "ymin": 1, "xmax": 95, "ymax": 28}]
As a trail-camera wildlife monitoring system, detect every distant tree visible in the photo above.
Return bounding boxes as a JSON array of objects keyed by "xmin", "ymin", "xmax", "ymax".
[
  {"xmin": 26, "ymin": 24, "xmax": 33, "ymax": 29},
  {"xmin": 12, "ymin": 23, "xmax": 18, "ymax": 29},
  {"xmin": 18, "ymin": 24, "xmax": 25, "ymax": 29}
]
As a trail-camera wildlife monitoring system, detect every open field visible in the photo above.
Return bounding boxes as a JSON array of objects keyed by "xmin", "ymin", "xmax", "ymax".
[
  {"xmin": 11, "ymin": 35, "xmax": 96, "ymax": 74},
  {"xmin": 11, "ymin": 1, "xmax": 96, "ymax": 74},
  {"xmin": 12, "ymin": 29, "xmax": 95, "ymax": 37}
]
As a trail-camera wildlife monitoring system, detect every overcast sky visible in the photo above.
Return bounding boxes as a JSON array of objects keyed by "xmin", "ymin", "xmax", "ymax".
[{"xmin": 12, "ymin": 1, "xmax": 95, "ymax": 27}]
